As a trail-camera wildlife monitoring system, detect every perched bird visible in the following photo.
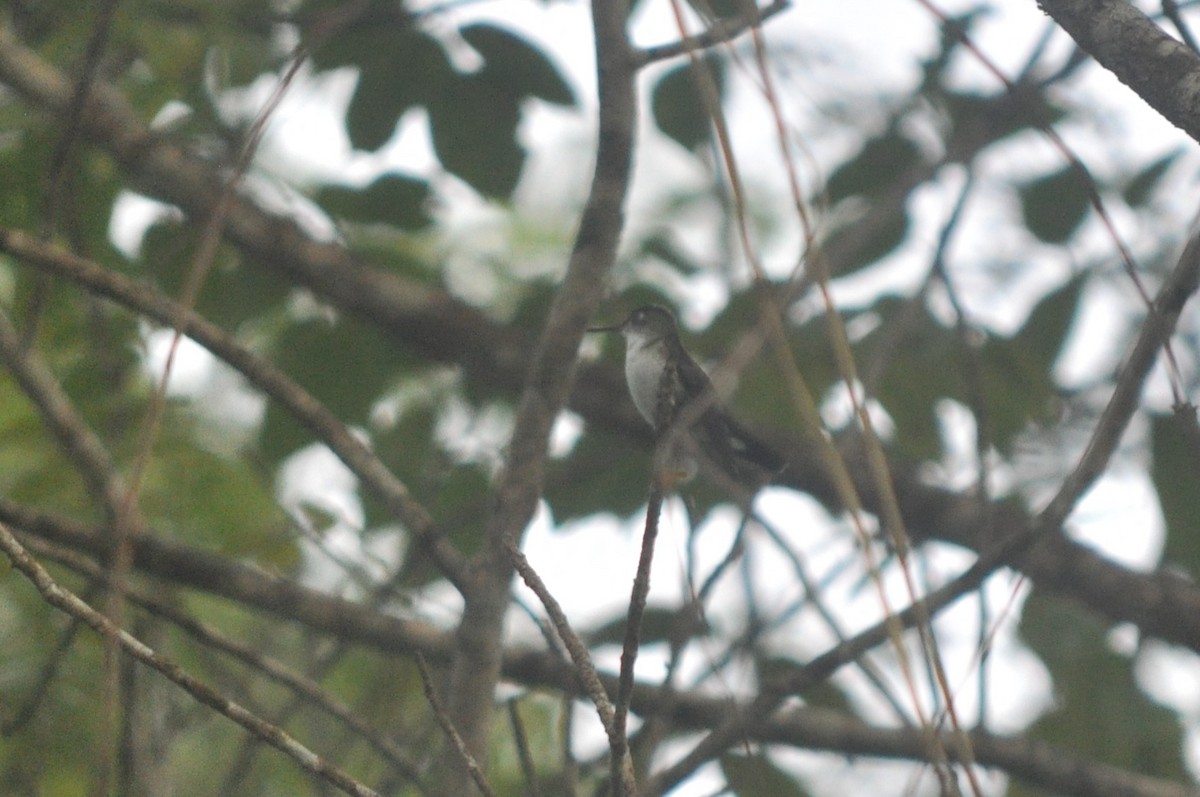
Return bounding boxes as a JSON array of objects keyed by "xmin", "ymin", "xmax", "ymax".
[{"xmin": 589, "ymin": 304, "xmax": 784, "ymax": 487}]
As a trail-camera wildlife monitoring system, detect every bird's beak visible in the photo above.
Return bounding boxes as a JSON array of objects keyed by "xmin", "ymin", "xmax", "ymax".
[{"xmin": 587, "ymin": 322, "xmax": 621, "ymax": 333}]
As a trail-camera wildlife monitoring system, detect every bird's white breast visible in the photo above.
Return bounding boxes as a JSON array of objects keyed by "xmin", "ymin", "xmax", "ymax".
[{"xmin": 624, "ymin": 336, "xmax": 668, "ymax": 426}]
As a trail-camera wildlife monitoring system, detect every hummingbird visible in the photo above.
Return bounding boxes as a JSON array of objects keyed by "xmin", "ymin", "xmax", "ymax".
[{"xmin": 589, "ymin": 304, "xmax": 785, "ymax": 487}]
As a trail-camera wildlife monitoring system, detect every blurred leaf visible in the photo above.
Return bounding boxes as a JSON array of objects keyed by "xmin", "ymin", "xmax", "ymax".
[
  {"xmin": 755, "ymin": 657, "xmax": 853, "ymax": 715},
  {"xmin": 1017, "ymin": 591, "xmax": 1188, "ymax": 790},
  {"xmin": 394, "ymin": 463, "xmax": 490, "ymax": 586},
  {"xmin": 429, "ymin": 72, "xmax": 523, "ymax": 198},
  {"xmin": 1013, "ymin": 274, "xmax": 1085, "ymax": 369},
  {"xmin": 685, "ymin": 0, "xmax": 748, "ymax": 19},
  {"xmin": 1123, "ymin": 151, "xmax": 1180, "ymax": 208},
  {"xmin": 866, "ymin": 278, "xmax": 1082, "ymax": 459},
  {"xmin": 651, "ymin": 55, "xmax": 725, "ymax": 151},
  {"xmin": 0, "ymin": 378, "xmax": 95, "ymax": 517},
  {"xmin": 345, "ymin": 29, "xmax": 451, "ymax": 151},
  {"xmin": 140, "ymin": 219, "xmax": 289, "ymax": 329},
  {"xmin": 368, "ymin": 405, "xmax": 440, "ymax": 516},
  {"xmin": 941, "ymin": 87, "xmax": 1066, "ymax": 160},
  {"xmin": 699, "ymin": 291, "xmax": 830, "ymax": 428},
  {"xmin": 1019, "ymin": 166, "xmax": 1091, "ymax": 243},
  {"xmin": 257, "ymin": 316, "xmax": 410, "ymax": 463},
  {"xmin": 641, "ymin": 230, "xmax": 704, "ymax": 275},
  {"xmin": 839, "ymin": 211, "xmax": 910, "ymax": 275},
  {"xmin": 367, "ymin": 401, "xmax": 490, "ymax": 584},
  {"xmin": 721, "ymin": 753, "xmax": 811, "ymax": 797},
  {"xmin": 317, "ymin": 174, "xmax": 432, "ymax": 230},
  {"xmin": 460, "ymin": 24, "xmax": 575, "ymax": 107},
  {"xmin": 826, "ymin": 132, "xmax": 921, "ymax": 203},
  {"xmin": 143, "ymin": 429, "xmax": 297, "ymax": 566},
  {"xmin": 546, "ymin": 424, "xmax": 650, "ymax": 523},
  {"xmin": 588, "ymin": 606, "xmax": 708, "ymax": 646},
  {"xmin": 1152, "ymin": 412, "xmax": 1200, "ymax": 572},
  {"xmin": 978, "ymin": 275, "xmax": 1083, "ymax": 448},
  {"xmin": 865, "ymin": 296, "xmax": 959, "ymax": 460}
]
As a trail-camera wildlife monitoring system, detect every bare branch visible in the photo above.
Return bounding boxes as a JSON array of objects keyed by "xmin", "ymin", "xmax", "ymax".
[
  {"xmin": 611, "ymin": 485, "xmax": 665, "ymax": 795},
  {"xmin": 4, "ymin": 498, "xmax": 1194, "ymax": 797},
  {"xmin": 633, "ymin": 0, "xmax": 790, "ymax": 66},
  {"xmin": 1037, "ymin": 0, "xmax": 1200, "ymax": 144},
  {"xmin": 19, "ymin": 533, "xmax": 429, "ymax": 791},
  {"xmin": 0, "ymin": 226, "xmax": 469, "ymax": 590},
  {"xmin": 0, "ymin": 523, "xmax": 383, "ymax": 797},
  {"xmin": 438, "ymin": 0, "xmax": 639, "ymax": 786},
  {"xmin": 506, "ymin": 699, "xmax": 544, "ymax": 797},
  {"xmin": 416, "ymin": 654, "xmax": 497, "ymax": 797},
  {"xmin": 1038, "ymin": 220, "xmax": 1200, "ymax": 529}
]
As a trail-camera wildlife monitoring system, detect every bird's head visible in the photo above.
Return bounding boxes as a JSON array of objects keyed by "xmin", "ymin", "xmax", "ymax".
[{"xmin": 589, "ymin": 304, "xmax": 678, "ymax": 347}]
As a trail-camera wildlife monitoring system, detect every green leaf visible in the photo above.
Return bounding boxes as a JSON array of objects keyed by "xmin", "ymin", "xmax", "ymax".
[
  {"xmin": 460, "ymin": 24, "xmax": 575, "ymax": 107},
  {"xmin": 1019, "ymin": 166, "xmax": 1091, "ymax": 243},
  {"xmin": 651, "ymin": 55, "xmax": 725, "ymax": 151},
  {"xmin": 826, "ymin": 132, "xmax": 921, "ymax": 203},
  {"xmin": 143, "ymin": 429, "xmax": 297, "ymax": 566},
  {"xmin": 864, "ymin": 297, "xmax": 958, "ymax": 460},
  {"xmin": 545, "ymin": 424, "xmax": 650, "ymax": 524},
  {"xmin": 1017, "ymin": 592, "xmax": 1188, "ymax": 787},
  {"xmin": 1152, "ymin": 412, "xmax": 1200, "ymax": 572},
  {"xmin": 685, "ymin": 0, "xmax": 749, "ymax": 19},
  {"xmin": 394, "ymin": 464, "xmax": 490, "ymax": 586},
  {"xmin": 429, "ymin": 72, "xmax": 524, "ymax": 198},
  {"xmin": 317, "ymin": 174, "xmax": 432, "ymax": 230},
  {"xmin": 941, "ymin": 88, "xmax": 1066, "ymax": 157},
  {"xmin": 139, "ymin": 219, "xmax": 289, "ymax": 329},
  {"xmin": 838, "ymin": 211, "xmax": 910, "ymax": 275},
  {"xmin": 721, "ymin": 753, "xmax": 811, "ymax": 797},
  {"xmin": 588, "ymin": 606, "xmax": 709, "ymax": 647},
  {"xmin": 977, "ymin": 275, "xmax": 1083, "ymax": 448},
  {"xmin": 257, "ymin": 316, "xmax": 411, "ymax": 463},
  {"xmin": 696, "ymin": 292, "xmax": 826, "ymax": 430},
  {"xmin": 1123, "ymin": 151, "xmax": 1181, "ymax": 208},
  {"xmin": 345, "ymin": 29, "xmax": 452, "ymax": 151},
  {"xmin": 365, "ymin": 402, "xmax": 491, "ymax": 584},
  {"xmin": 1015, "ymin": 274, "xmax": 1085, "ymax": 369}
]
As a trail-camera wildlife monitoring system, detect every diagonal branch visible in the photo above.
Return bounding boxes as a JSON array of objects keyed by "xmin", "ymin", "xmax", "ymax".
[
  {"xmin": 6, "ymin": 225, "xmax": 1200, "ymax": 656},
  {"xmin": 0, "ymin": 226, "xmax": 469, "ymax": 590},
  {"xmin": 8, "ymin": 501, "xmax": 1192, "ymax": 797},
  {"xmin": 1038, "ymin": 225, "xmax": 1200, "ymax": 528},
  {"xmin": 634, "ymin": 0, "xmax": 791, "ymax": 66},
  {"xmin": 0, "ymin": 523, "xmax": 383, "ymax": 797},
  {"xmin": 1037, "ymin": 0, "xmax": 1200, "ymax": 144}
]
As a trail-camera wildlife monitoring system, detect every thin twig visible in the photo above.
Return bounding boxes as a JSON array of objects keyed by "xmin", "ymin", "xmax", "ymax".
[
  {"xmin": 444, "ymin": 0, "xmax": 638, "ymax": 786},
  {"xmin": 634, "ymin": 0, "xmax": 790, "ymax": 66},
  {"xmin": 0, "ymin": 523, "xmax": 382, "ymax": 797},
  {"xmin": 0, "ymin": 226, "xmax": 468, "ymax": 590},
  {"xmin": 611, "ymin": 483, "xmax": 665, "ymax": 795},
  {"xmin": 503, "ymin": 538, "xmax": 623, "ymax": 743},
  {"xmin": 18, "ymin": 533, "xmax": 429, "ymax": 790},
  {"xmin": 415, "ymin": 654, "xmax": 498, "ymax": 797},
  {"xmin": 506, "ymin": 698, "xmax": 544, "ymax": 797},
  {"xmin": 647, "ymin": 227, "xmax": 1200, "ymax": 794}
]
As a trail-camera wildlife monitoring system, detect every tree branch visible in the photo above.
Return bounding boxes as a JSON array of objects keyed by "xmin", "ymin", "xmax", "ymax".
[
  {"xmin": 633, "ymin": 0, "xmax": 791, "ymax": 66},
  {"xmin": 1037, "ymin": 0, "xmax": 1200, "ymax": 143},
  {"xmin": 4, "ymin": 499, "xmax": 1195, "ymax": 797},
  {"xmin": 6, "ymin": 505, "xmax": 1191, "ymax": 797},
  {"xmin": 5, "ymin": 225, "xmax": 1200, "ymax": 657},
  {"xmin": 434, "ymin": 0, "xmax": 640, "ymax": 788},
  {"xmin": 0, "ymin": 523, "xmax": 383, "ymax": 797},
  {"xmin": 0, "ymin": 226, "xmax": 469, "ymax": 591}
]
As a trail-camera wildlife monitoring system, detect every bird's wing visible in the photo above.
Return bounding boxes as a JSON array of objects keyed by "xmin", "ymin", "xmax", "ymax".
[{"xmin": 675, "ymin": 351, "xmax": 785, "ymax": 475}]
